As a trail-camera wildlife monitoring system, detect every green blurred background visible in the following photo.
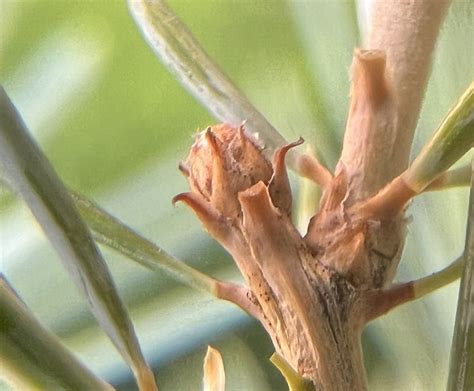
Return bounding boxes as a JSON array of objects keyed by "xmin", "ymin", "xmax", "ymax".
[{"xmin": 0, "ymin": 0, "xmax": 473, "ymax": 389}]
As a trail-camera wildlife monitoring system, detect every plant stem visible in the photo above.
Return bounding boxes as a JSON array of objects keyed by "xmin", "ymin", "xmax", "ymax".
[
  {"xmin": 270, "ymin": 353, "xmax": 314, "ymax": 391},
  {"xmin": 128, "ymin": 1, "xmax": 463, "ymax": 390},
  {"xmin": 295, "ymin": 146, "xmax": 322, "ymax": 233},
  {"xmin": 351, "ymin": 81, "xmax": 473, "ymax": 220},
  {"xmin": 424, "ymin": 163, "xmax": 472, "ymax": 191},
  {"xmin": 339, "ymin": 0, "xmax": 451, "ymax": 200},
  {"xmin": 365, "ymin": 256, "xmax": 463, "ymax": 322}
]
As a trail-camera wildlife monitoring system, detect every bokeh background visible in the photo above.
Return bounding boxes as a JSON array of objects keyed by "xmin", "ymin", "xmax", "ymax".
[{"xmin": 1, "ymin": 0, "xmax": 473, "ymax": 389}]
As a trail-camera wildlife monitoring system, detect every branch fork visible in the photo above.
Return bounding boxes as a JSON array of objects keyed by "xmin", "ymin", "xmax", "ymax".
[
  {"xmin": 174, "ymin": 97, "xmax": 471, "ymax": 387},
  {"xmin": 129, "ymin": 0, "xmax": 470, "ymax": 388},
  {"xmin": 172, "ymin": 56, "xmax": 473, "ymax": 390}
]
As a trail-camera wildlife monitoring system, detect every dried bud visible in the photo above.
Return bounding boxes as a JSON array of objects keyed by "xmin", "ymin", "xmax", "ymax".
[
  {"xmin": 174, "ymin": 123, "xmax": 304, "ymax": 253},
  {"xmin": 179, "ymin": 124, "xmax": 273, "ymax": 219}
]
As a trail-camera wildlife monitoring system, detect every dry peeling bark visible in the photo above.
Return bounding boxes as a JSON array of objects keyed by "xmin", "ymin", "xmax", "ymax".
[{"xmin": 173, "ymin": 1, "xmax": 451, "ymax": 390}]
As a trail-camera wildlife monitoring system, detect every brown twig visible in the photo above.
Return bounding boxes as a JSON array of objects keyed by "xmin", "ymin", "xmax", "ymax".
[
  {"xmin": 364, "ymin": 256, "xmax": 463, "ymax": 322},
  {"xmin": 295, "ymin": 152, "xmax": 333, "ymax": 189},
  {"xmin": 214, "ymin": 281, "xmax": 263, "ymax": 322}
]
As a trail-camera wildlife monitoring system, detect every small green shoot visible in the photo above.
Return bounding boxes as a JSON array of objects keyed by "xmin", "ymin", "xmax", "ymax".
[{"xmin": 270, "ymin": 353, "xmax": 314, "ymax": 391}]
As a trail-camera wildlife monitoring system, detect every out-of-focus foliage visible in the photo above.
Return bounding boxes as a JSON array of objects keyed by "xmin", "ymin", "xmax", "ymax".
[
  {"xmin": 0, "ymin": 276, "xmax": 112, "ymax": 390},
  {"xmin": 447, "ymin": 161, "xmax": 473, "ymax": 391},
  {"xmin": 0, "ymin": 1, "xmax": 472, "ymax": 390}
]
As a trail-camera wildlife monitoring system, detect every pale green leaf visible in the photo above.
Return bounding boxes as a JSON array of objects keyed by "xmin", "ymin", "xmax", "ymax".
[
  {"xmin": 0, "ymin": 275, "xmax": 113, "ymax": 391},
  {"xmin": 127, "ymin": 0, "xmax": 286, "ymax": 156},
  {"xmin": 70, "ymin": 190, "xmax": 218, "ymax": 295},
  {"xmin": 447, "ymin": 161, "xmax": 474, "ymax": 390},
  {"xmin": 404, "ymin": 83, "xmax": 474, "ymax": 192},
  {"xmin": 0, "ymin": 87, "xmax": 156, "ymax": 391}
]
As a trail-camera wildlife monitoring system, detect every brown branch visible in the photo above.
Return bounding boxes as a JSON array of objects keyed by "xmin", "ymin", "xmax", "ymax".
[
  {"xmin": 350, "ymin": 159, "xmax": 472, "ymax": 221},
  {"xmin": 214, "ymin": 281, "xmax": 263, "ymax": 322},
  {"xmin": 337, "ymin": 49, "xmax": 396, "ymax": 202},
  {"xmin": 364, "ymin": 256, "xmax": 463, "ymax": 322},
  {"xmin": 295, "ymin": 152, "xmax": 333, "ymax": 189},
  {"xmin": 369, "ymin": 0, "xmax": 451, "ymax": 139},
  {"xmin": 364, "ymin": 282, "xmax": 415, "ymax": 323},
  {"xmin": 338, "ymin": 1, "xmax": 451, "ymax": 202},
  {"xmin": 350, "ymin": 175, "xmax": 416, "ymax": 221}
]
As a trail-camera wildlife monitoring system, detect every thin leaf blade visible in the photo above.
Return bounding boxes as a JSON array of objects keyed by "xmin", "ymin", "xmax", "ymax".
[
  {"xmin": 404, "ymin": 82, "xmax": 474, "ymax": 192},
  {"xmin": 127, "ymin": 0, "xmax": 286, "ymax": 155},
  {"xmin": 70, "ymin": 190, "xmax": 218, "ymax": 294},
  {"xmin": 0, "ymin": 275, "xmax": 113, "ymax": 391},
  {"xmin": 0, "ymin": 86, "xmax": 157, "ymax": 390},
  {"xmin": 447, "ymin": 160, "xmax": 474, "ymax": 390}
]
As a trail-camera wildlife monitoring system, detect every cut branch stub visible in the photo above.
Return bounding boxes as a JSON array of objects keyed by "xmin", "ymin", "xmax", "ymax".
[{"xmin": 338, "ymin": 49, "xmax": 396, "ymax": 202}]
